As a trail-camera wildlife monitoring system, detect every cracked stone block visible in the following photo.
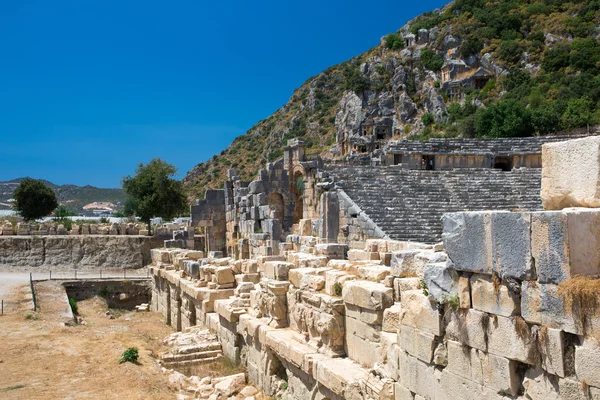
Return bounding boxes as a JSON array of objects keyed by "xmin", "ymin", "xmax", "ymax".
[
  {"xmin": 491, "ymin": 212, "xmax": 535, "ymax": 280},
  {"xmin": 470, "ymin": 273, "xmax": 520, "ymax": 317},
  {"xmin": 442, "ymin": 211, "xmax": 495, "ymax": 274},
  {"xmin": 423, "ymin": 262, "xmax": 459, "ymax": 304},
  {"xmin": 399, "ymin": 290, "xmax": 442, "ymax": 336}
]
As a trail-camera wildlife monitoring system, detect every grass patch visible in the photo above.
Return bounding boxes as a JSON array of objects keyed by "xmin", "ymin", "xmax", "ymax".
[
  {"xmin": 558, "ymin": 276, "xmax": 600, "ymax": 316},
  {"xmin": 1, "ymin": 384, "xmax": 25, "ymax": 392},
  {"xmin": 69, "ymin": 298, "xmax": 78, "ymax": 315},
  {"xmin": 119, "ymin": 347, "xmax": 139, "ymax": 364}
]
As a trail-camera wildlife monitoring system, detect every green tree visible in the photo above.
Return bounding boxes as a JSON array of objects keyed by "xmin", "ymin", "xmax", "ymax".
[
  {"xmin": 384, "ymin": 33, "xmax": 404, "ymax": 50},
  {"xmin": 420, "ymin": 49, "xmax": 444, "ymax": 72},
  {"xmin": 122, "ymin": 159, "xmax": 187, "ymax": 233},
  {"xmin": 475, "ymin": 99, "xmax": 533, "ymax": 138},
  {"xmin": 561, "ymin": 97, "xmax": 596, "ymax": 130},
  {"xmin": 13, "ymin": 178, "xmax": 58, "ymax": 221}
]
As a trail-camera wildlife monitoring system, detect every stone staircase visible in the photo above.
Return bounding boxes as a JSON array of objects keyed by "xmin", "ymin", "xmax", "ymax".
[
  {"xmin": 326, "ymin": 165, "xmax": 542, "ymax": 243},
  {"xmin": 160, "ymin": 327, "xmax": 223, "ymax": 374}
]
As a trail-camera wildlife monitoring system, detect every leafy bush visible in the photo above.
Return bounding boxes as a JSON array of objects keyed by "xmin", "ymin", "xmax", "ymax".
[
  {"xmin": 542, "ymin": 44, "xmax": 571, "ymax": 72},
  {"xmin": 570, "ymin": 38, "xmax": 600, "ymax": 72},
  {"xmin": 420, "ymin": 49, "xmax": 444, "ymax": 72},
  {"xmin": 69, "ymin": 298, "xmax": 78, "ymax": 314},
  {"xmin": 119, "ymin": 347, "xmax": 139, "ymax": 364},
  {"xmin": 459, "ymin": 37, "xmax": 484, "ymax": 58},
  {"xmin": 343, "ymin": 67, "xmax": 368, "ymax": 94},
  {"xmin": 384, "ymin": 33, "xmax": 403, "ymax": 50},
  {"xmin": 421, "ymin": 113, "xmax": 435, "ymax": 126},
  {"xmin": 497, "ymin": 40, "xmax": 523, "ymax": 64}
]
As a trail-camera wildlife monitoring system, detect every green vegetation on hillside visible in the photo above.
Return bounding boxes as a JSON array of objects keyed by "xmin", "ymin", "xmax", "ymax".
[{"xmin": 183, "ymin": 0, "xmax": 600, "ymax": 201}]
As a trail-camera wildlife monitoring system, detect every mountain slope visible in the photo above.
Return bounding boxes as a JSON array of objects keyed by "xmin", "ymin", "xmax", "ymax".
[
  {"xmin": 183, "ymin": 0, "xmax": 600, "ymax": 201},
  {"xmin": 0, "ymin": 178, "xmax": 126, "ymax": 214}
]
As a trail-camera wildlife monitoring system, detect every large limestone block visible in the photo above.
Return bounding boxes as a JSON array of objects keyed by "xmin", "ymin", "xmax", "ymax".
[
  {"xmin": 438, "ymin": 369, "xmax": 507, "ymax": 400},
  {"xmin": 541, "ymin": 136, "xmax": 600, "ymax": 210},
  {"xmin": 442, "ymin": 211, "xmax": 494, "ymax": 274},
  {"xmin": 520, "ymin": 281, "xmax": 598, "ymax": 335},
  {"xmin": 445, "ymin": 309, "xmax": 489, "ymax": 351},
  {"xmin": 390, "ymin": 250, "xmax": 446, "ymax": 278},
  {"xmin": 575, "ymin": 337, "xmax": 600, "ymax": 388},
  {"xmin": 314, "ymin": 357, "xmax": 369, "ymax": 398},
  {"xmin": 470, "ymin": 274, "xmax": 520, "ymax": 317},
  {"xmin": 539, "ymin": 328, "xmax": 566, "ymax": 378},
  {"xmin": 346, "ymin": 316, "xmax": 381, "ymax": 342},
  {"xmin": 491, "ymin": 212, "xmax": 535, "ymax": 280},
  {"xmin": 382, "ymin": 303, "xmax": 402, "ymax": 333},
  {"xmin": 446, "ymin": 340, "xmax": 520, "ymax": 396},
  {"xmin": 398, "ymin": 352, "xmax": 441, "ymax": 400},
  {"xmin": 533, "ymin": 209, "xmax": 600, "ymax": 284},
  {"xmin": 262, "ymin": 261, "xmax": 294, "ymax": 281},
  {"xmin": 342, "ymin": 281, "xmax": 393, "ymax": 311},
  {"xmin": 399, "ymin": 324, "xmax": 437, "ymax": 363},
  {"xmin": 399, "ymin": 290, "xmax": 442, "ymax": 336},
  {"xmin": 358, "ymin": 265, "xmax": 391, "ymax": 282},
  {"xmin": 487, "ymin": 315, "xmax": 538, "ymax": 365},
  {"xmin": 531, "ymin": 211, "xmax": 571, "ymax": 284}
]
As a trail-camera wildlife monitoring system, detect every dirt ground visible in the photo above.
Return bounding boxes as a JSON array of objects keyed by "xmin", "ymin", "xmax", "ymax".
[{"xmin": 0, "ymin": 282, "xmax": 177, "ymax": 399}]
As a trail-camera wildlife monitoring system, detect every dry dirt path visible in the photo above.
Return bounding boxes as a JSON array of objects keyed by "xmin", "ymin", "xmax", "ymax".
[{"xmin": 0, "ymin": 282, "xmax": 177, "ymax": 399}]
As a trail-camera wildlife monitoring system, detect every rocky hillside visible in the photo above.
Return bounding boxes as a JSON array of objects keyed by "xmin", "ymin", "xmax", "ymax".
[
  {"xmin": 183, "ymin": 0, "xmax": 600, "ymax": 200},
  {"xmin": 0, "ymin": 178, "xmax": 126, "ymax": 214}
]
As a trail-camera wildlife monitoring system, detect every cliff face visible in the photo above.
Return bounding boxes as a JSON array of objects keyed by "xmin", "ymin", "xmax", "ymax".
[
  {"xmin": 0, "ymin": 236, "xmax": 162, "ymax": 271},
  {"xmin": 183, "ymin": 0, "xmax": 600, "ymax": 201}
]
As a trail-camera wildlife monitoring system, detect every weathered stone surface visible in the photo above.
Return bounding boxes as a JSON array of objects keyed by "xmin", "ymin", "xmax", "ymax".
[
  {"xmin": 521, "ymin": 281, "xmax": 594, "ymax": 335},
  {"xmin": 531, "ymin": 211, "xmax": 570, "ymax": 284},
  {"xmin": 446, "ymin": 340, "xmax": 520, "ymax": 396},
  {"xmin": 399, "ymin": 290, "xmax": 442, "ymax": 336},
  {"xmin": 343, "ymin": 281, "xmax": 393, "ymax": 311},
  {"xmin": 445, "ymin": 308, "xmax": 488, "ymax": 351},
  {"xmin": 539, "ymin": 327, "xmax": 566, "ymax": 378},
  {"xmin": 0, "ymin": 235, "xmax": 159, "ymax": 270},
  {"xmin": 390, "ymin": 250, "xmax": 446, "ymax": 278},
  {"xmin": 442, "ymin": 212, "xmax": 494, "ymax": 274},
  {"xmin": 423, "ymin": 262, "xmax": 458, "ymax": 304},
  {"xmin": 491, "ymin": 212, "xmax": 534, "ymax": 280},
  {"xmin": 575, "ymin": 337, "xmax": 600, "ymax": 387},
  {"xmin": 541, "ymin": 136, "xmax": 600, "ymax": 209},
  {"xmin": 382, "ymin": 303, "xmax": 402, "ymax": 333},
  {"xmin": 487, "ymin": 315, "xmax": 538, "ymax": 364},
  {"xmin": 399, "ymin": 324, "xmax": 437, "ymax": 363},
  {"xmin": 470, "ymin": 274, "xmax": 520, "ymax": 317}
]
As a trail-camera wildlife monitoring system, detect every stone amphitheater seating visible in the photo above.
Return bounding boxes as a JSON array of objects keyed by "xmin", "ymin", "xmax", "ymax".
[{"xmin": 326, "ymin": 165, "xmax": 542, "ymax": 243}]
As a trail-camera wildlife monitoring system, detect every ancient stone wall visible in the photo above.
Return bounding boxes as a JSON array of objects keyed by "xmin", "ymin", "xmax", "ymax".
[
  {"xmin": 0, "ymin": 236, "xmax": 162, "ymax": 271},
  {"xmin": 150, "ymin": 136, "xmax": 600, "ymax": 400}
]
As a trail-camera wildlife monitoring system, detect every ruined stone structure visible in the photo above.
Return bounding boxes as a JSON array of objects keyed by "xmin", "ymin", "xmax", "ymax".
[
  {"xmin": 151, "ymin": 136, "xmax": 600, "ymax": 399},
  {"xmin": 0, "ymin": 235, "xmax": 162, "ymax": 271}
]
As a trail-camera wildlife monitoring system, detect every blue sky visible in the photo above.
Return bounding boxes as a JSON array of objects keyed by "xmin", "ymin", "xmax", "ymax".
[{"xmin": 0, "ymin": 0, "xmax": 448, "ymax": 187}]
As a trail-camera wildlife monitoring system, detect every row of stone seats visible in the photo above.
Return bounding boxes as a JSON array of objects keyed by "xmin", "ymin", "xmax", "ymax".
[
  {"xmin": 386, "ymin": 134, "xmax": 591, "ymax": 155},
  {"xmin": 326, "ymin": 165, "xmax": 542, "ymax": 243}
]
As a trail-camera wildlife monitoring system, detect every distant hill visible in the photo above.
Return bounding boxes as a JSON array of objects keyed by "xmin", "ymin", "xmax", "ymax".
[{"xmin": 0, "ymin": 178, "xmax": 127, "ymax": 215}]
